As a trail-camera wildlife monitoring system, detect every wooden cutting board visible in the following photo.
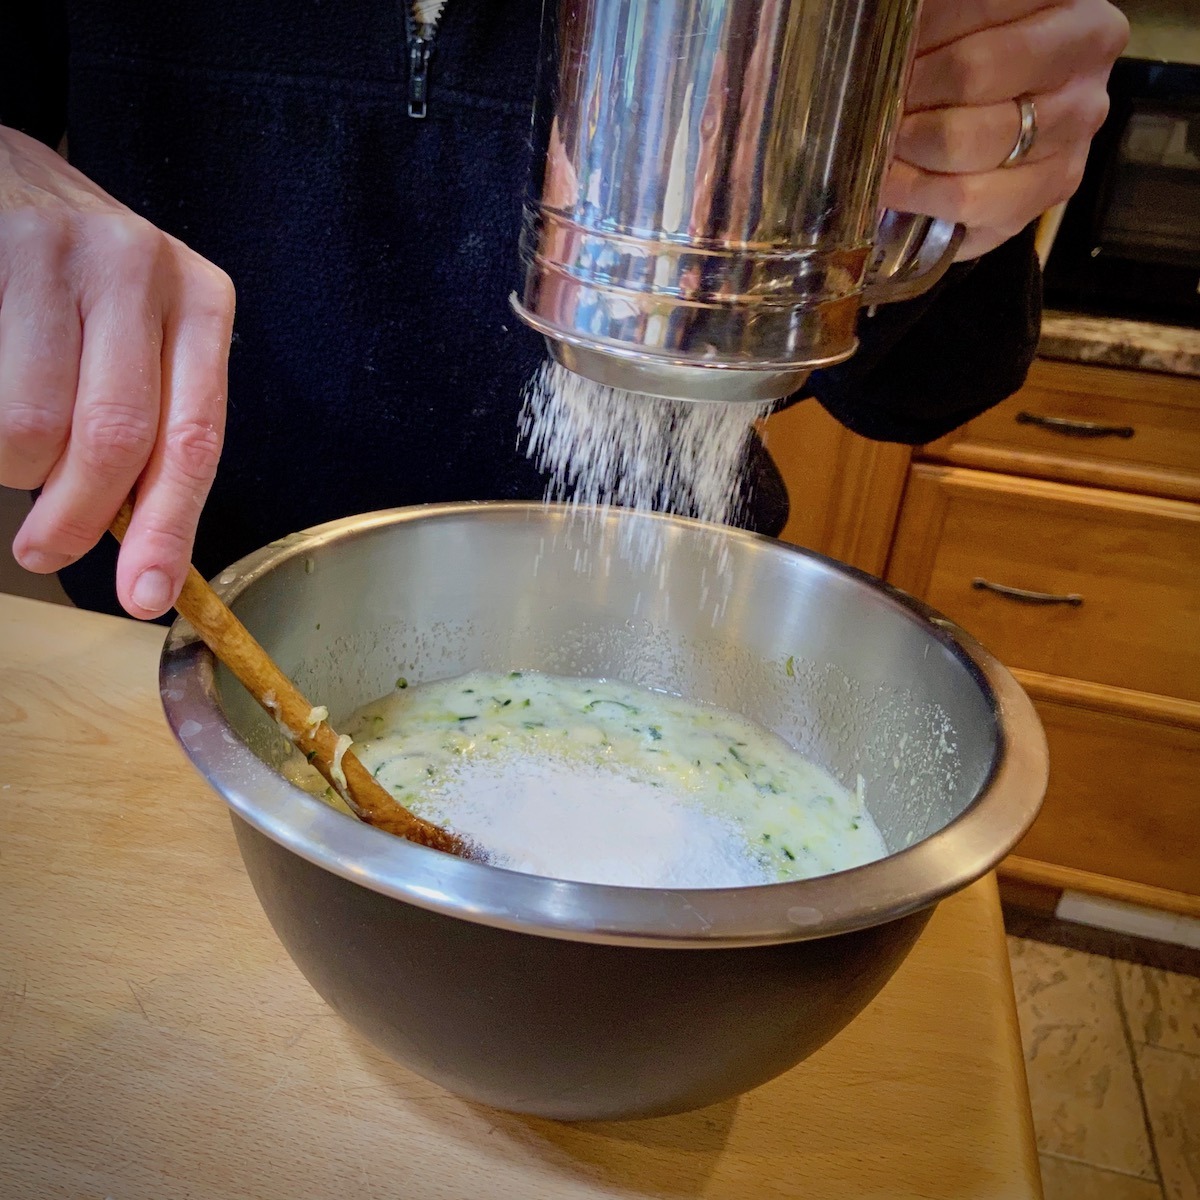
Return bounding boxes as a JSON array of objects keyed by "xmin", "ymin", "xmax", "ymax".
[{"xmin": 0, "ymin": 593, "xmax": 1042, "ymax": 1199}]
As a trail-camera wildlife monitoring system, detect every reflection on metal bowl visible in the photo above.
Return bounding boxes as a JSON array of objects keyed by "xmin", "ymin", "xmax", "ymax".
[{"xmin": 160, "ymin": 503, "xmax": 1047, "ymax": 1120}]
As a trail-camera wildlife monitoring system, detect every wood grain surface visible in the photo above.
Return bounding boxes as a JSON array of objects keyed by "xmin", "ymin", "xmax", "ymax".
[{"xmin": 0, "ymin": 594, "xmax": 1042, "ymax": 1200}]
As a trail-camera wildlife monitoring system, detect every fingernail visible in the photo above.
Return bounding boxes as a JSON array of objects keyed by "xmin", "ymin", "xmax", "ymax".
[
  {"xmin": 132, "ymin": 567, "xmax": 175, "ymax": 613},
  {"xmin": 18, "ymin": 548, "xmax": 74, "ymax": 573}
]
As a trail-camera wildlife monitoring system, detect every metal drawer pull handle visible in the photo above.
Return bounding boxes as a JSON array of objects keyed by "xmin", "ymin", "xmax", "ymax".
[
  {"xmin": 1016, "ymin": 412, "xmax": 1135, "ymax": 439},
  {"xmin": 972, "ymin": 578, "xmax": 1084, "ymax": 606}
]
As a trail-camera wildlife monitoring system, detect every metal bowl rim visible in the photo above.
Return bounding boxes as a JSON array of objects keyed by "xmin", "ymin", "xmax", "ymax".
[{"xmin": 159, "ymin": 502, "xmax": 1048, "ymax": 949}]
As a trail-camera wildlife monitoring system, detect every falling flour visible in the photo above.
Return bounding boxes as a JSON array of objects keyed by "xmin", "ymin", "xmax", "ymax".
[{"xmin": 519, "ymin": 359, "xmax": 774, "ymax": 530}]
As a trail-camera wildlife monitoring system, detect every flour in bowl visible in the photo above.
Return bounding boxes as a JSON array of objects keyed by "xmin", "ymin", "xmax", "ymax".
[{"xmin": 428, "ymin": 756, "xmax": 771, "ymax": 888}]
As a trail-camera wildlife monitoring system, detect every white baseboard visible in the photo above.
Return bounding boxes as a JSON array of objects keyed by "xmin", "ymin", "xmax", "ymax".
[{"xmin": 1056, "ymin": 890, "xmax": 1200, "ymax": 951}]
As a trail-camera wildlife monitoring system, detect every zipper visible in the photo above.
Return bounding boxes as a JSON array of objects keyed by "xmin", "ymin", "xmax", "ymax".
[{"xmin": 405, "ymin": 1, "xmax": 449, "ymax": 119}]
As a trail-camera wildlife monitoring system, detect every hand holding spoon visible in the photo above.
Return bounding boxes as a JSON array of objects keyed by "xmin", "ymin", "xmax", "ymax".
[{"xmin": 110, "ymin": 502, "xmax": 476, "ymax": 859}]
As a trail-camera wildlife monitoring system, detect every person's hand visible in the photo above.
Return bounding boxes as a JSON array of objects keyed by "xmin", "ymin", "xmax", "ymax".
[
  {"xmin": 0, "ymin": 125, "xmax": 234, "ymax": 618},
  {"xmin": 883, "ymin": 0, "xmax": 1129, "ymax": 260}
]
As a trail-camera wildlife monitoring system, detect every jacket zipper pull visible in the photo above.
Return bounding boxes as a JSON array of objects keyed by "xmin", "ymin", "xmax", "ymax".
[{"xmin": 407, "ymin": 27, "xmax": 434, "ymax": 119}]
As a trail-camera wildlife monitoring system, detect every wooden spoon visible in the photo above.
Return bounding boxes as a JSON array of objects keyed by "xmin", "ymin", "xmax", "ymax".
[{"xmin": 110, "ymin": 502, "xmax": 475, "ymax": 859}]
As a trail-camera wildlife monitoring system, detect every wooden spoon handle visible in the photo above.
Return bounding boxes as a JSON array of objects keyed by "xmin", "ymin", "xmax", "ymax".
[{"xmin": 110, "ymin": 503, "xmax": 470, "ymax": 857}]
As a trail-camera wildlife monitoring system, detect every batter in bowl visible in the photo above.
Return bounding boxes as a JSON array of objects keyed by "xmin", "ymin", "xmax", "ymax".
[{"xmin": 290, "ymin": 670, "xmax": 887, "ymax": 888}]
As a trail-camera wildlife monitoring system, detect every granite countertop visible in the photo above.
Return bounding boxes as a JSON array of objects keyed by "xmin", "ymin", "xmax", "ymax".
[{"xmin": 1039, "ymin": 310, "xmax": 1200, "ymax": 380}]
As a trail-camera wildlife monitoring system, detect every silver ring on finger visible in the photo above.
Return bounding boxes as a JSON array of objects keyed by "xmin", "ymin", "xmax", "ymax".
[{"xmin": 1002, "ymin": 95, "xmax": 1038, "ymax": 168}]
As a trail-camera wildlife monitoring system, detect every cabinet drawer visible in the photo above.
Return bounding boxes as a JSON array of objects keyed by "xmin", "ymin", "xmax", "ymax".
[
  {"xmin": 1012, "ymin": 690, "xmax": 1200, "ymax": 898},
  {"xmin": 920, "ymin": 360, "xmax": 1200, "ymax": 501},
  {"xmin": 887, "ymin": 465, "xmax": 1200, "ymax": 702}
]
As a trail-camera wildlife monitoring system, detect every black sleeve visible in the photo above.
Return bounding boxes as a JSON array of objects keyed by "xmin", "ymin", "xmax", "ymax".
[
  {"xmin": 802, "ymin": 223, "xmax": 1042, "ymax": 445},
  {"xmin": 0, "ymin": 3, "xmax": 69, "ymax": 147}
]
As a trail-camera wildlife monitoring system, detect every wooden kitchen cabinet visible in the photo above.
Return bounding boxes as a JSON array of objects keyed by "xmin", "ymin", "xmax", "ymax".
[
  {"xmin": 925, "ymin": 359, "xmax": 1200, "ymax": 502},
  {"xmin": 888, "ymin": 465, "xmax": 1200, "ymax": 703},
  {"xmin": 765, "ymin": 357, "xmax": 1200, "ymax": 916},
  {"xmin": 1008, "ymin": 679, "xmax": 1200, "ymax": 899}
]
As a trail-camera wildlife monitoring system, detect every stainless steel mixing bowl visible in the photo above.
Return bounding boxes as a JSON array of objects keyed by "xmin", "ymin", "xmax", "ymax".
[{"xmin": 160, "ymin": 503, "xmax": 1047, "ymax": 1120}]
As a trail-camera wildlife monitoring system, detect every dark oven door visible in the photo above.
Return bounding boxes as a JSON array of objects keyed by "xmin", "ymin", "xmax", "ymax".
[{"xmin": 1044, "ymin": 58, "xmax": 1200, "ymax": 327}]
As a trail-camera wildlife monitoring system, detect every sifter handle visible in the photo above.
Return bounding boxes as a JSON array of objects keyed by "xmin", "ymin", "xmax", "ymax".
[{"xmin": 862, "ymin": 211, "xmax": 965, "ymax": 306}]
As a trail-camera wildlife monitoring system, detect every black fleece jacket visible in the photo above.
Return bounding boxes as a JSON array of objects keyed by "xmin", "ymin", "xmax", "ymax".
[{"xmin": 1, "ymin": 1, "xmax": 1041, "ymax": 617}]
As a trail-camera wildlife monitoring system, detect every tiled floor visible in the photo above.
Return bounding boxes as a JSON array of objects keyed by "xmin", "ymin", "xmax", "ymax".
[{"xmin": 1008, "ymin": 928, "xmax": 1200, "ymax": 1200}]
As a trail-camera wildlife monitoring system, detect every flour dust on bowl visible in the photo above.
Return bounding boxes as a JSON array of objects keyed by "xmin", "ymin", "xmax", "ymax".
[{"xmin": 160, "ymin": 503, "xmax": 1048, "ymax": 1121}]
